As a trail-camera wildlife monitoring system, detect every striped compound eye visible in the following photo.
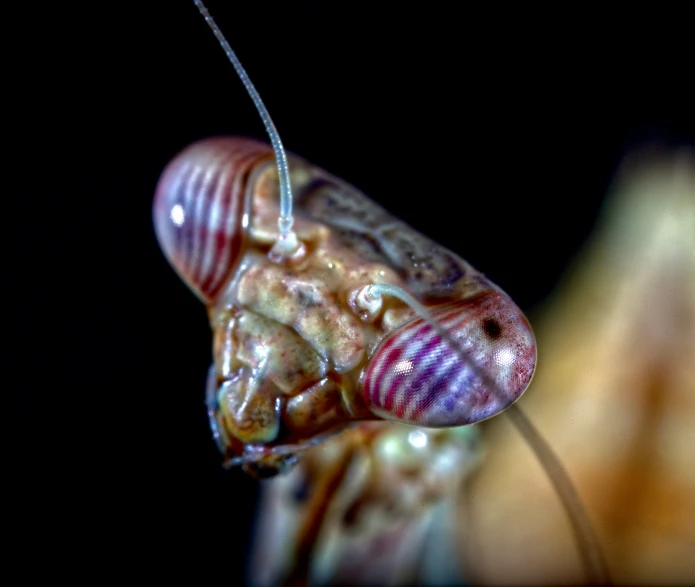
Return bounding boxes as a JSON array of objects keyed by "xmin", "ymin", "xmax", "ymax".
[
  {"xmin": 153, "ymin": 137, "xmax": 274, "ymax": 303},
  {"xmin": 363, "ymin": 291, "xmax": 536, "ymax": 427}
]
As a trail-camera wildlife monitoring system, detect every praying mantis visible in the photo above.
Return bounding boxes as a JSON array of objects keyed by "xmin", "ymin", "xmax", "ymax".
[{"xmin": 153, "ymin": 2, "xmax": 611, "ymax": 584}]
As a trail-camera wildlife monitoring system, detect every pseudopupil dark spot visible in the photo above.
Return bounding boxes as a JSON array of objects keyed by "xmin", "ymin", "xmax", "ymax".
[{"xmin": 482, "ymin": 318, "xmax": 502, "ymax": 340}]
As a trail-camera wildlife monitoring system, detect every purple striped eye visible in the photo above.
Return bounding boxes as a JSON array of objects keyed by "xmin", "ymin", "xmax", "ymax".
[
  {"xmin": 153, "ymin": 137, "xmax": 274, "ymax": 303},
  {"xmin": 363, "ymin": 291, "xmax": 536, "ymax": 427}
]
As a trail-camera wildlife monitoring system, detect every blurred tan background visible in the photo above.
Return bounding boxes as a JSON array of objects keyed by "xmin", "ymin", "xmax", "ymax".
[{"xmin": 461, "ymin": 146, "xmax": 695, "ymax": 584}]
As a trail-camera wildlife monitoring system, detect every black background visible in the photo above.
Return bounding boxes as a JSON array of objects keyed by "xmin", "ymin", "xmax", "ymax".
[{"xmin": 14, "ymin": 1, "xmax": 693, "ymax": 581}]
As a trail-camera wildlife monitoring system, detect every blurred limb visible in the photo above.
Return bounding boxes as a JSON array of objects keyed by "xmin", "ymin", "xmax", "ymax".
[{"xmin": 250, "ymin": 424, "xmax": 481, "ymax": 586}]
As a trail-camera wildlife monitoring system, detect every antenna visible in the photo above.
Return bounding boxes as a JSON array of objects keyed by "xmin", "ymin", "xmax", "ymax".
[
  {"xmin": 360, "ymin": 283, "xmax": 611, "ymax": 584},
  {"xmin": 191, "ymin": 2, "xmax": 610, "ymax": 582},
  {"xmin": 193, "ymin": 0, "xmax": 301, "ymax": 259}
]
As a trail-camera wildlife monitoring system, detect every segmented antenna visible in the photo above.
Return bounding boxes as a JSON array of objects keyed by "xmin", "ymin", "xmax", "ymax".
[
  {"xmin": 362, "ymin": 283, "xmax": 611, "ymax": 585},
  {"xmin": 193, "ymin": 0, "xmax": 300, "ymax": 258}
]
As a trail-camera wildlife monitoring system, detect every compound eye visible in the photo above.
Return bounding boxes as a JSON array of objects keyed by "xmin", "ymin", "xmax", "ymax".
[
  {"xmin": 153, "ymin": 137, "xmax": 273, "ymax": 303},
  {"xmin": 363, "ymin": 291, "xmax": 536, "ymax": 427}
]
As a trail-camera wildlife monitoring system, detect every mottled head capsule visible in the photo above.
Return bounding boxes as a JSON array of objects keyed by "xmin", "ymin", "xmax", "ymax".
[{"xmin": 363, "ymin": 290, "xmax": 536, "ymax": 427}]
